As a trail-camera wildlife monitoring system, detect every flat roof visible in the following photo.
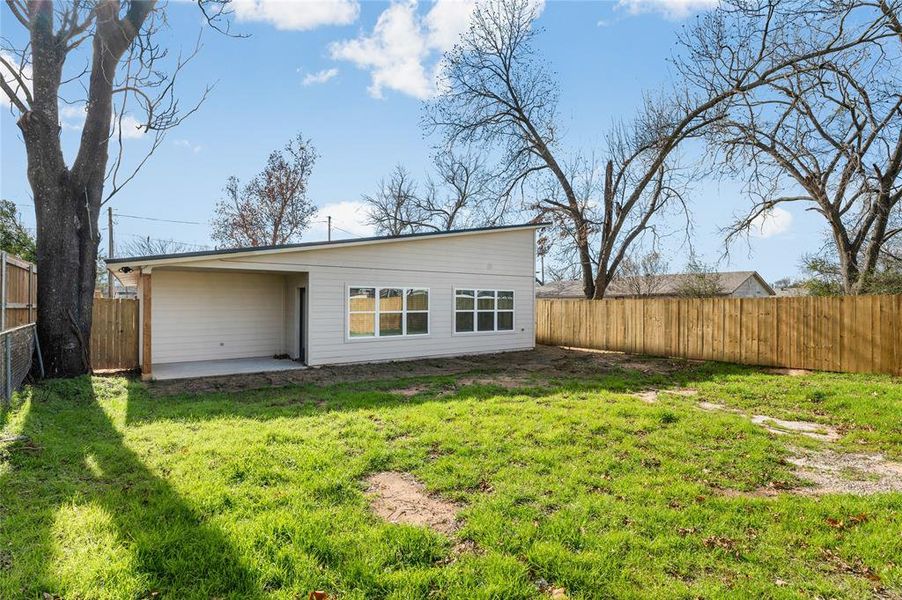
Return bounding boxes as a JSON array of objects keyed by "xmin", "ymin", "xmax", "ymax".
[{"xmin": 106, "ymin": 222, "xmax": 548, "ymax": 268}]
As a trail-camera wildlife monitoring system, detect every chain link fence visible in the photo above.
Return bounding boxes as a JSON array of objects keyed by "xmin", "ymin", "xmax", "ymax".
[{"xmin": 0, "ymin": 324, "xmax": 43, "ymax": 402}]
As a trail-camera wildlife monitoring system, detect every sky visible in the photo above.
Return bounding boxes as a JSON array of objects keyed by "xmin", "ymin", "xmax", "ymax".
[{"xmin": 1, "ymin": 0, "xmax": 823, "ymax": 283}]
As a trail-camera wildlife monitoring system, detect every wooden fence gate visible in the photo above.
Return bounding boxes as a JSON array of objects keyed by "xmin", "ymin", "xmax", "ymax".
[
  {"xmin": 0, "ymin": 252, "xmax": 37, "ymax": 329},
  {"xmin": 536, "ymin": 295, "xmax": 902, "ymax": 376},
  {"xmin": 91, "ymin": 298, "xmax": 139, "ymax": 371}
]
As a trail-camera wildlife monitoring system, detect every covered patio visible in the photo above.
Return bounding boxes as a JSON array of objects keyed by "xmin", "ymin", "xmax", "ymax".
[{"xmin": 152, "ymin": 357, "xmax": 306, "ymax": 381}]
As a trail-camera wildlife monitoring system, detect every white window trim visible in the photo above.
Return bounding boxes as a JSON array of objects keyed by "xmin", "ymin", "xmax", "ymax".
[
  {"xmin": 346, "ymin": 285, "xmax": 431, "ymax": 341},
  {"xmin": 452, "ymin": 288, "xmax": 515, "ymax": 335}
]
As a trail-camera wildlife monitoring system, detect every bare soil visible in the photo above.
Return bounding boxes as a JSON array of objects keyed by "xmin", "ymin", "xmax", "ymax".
[
  {"xmin": 151, "ymin": 345, "xmax": 696, "ymax": 396},
  {"xmin": 697, "ymin": 401, "xmax": 901, "ymax": 495},
  {"xmin": 364, "ymin": 472, "xmax": 460, "ymax": 534},
  {"xmin": 786, "ymin": 449, "xmax": 902, "ymax": 495},
  {"xmin": 635, "ymin": 388, "xmax": 698, "ymax": 403}
]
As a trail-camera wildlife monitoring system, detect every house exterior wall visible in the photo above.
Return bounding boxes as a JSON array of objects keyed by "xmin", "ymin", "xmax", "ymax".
[
  {"xmin": 150, "ymin": 269, "xmax": 286, "ymax": 363},
  {"xmin": 160, "ymin": 228, "xmax": 537, "ymax": 366},
  {"xmin": 730, "ymin": 276, "xmax": 772, "ymax": 298}
]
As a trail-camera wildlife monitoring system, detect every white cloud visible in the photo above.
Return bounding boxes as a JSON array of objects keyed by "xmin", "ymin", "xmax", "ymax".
[
  {"xmin": 174, "ymin": 138, "xmax": 202, "ymax": 153},
  {"xmin": 616, "ymin": 0, "xmax": 717, "ymax": 19},
  {"xmin": 308, "ymin": 200, "xmax": 375, "ymax": 240},
  {"xmin": 233, "ymin": 0, "xmax": 359, "ymax": 31},
  {"xmin": 302, "ymin": 67, "xmax": 339, "ymax": 86},
  {"xmin": 330, "ymin": 0, "xmax": 496, "ymax": 100},
  {"xmin": 0, "ymin": 51, "xmax": 31, "ymax": 108},
  {"xmin": 750, "ymin": 207, "xmax": 792, "ymax": 238},
  {"xmin": 55, "ymin": 102, "xmax": 147, "ymax": 140},
  {"xmin": 112, "ymin": 114, "xmax": 147, "ymax": 140},
  {"xmin": 59, "ymin": 104, "xmax": 86, "ymax": 130}
]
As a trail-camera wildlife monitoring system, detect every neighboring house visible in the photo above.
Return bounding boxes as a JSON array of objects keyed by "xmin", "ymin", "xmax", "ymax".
[
  {"xmin": 107, "ymin": 223, "xmax": 544, "ymax": 380},
  {"xmin": 536, "ymin": 271, "xmax": 775, "ymax": 299}
]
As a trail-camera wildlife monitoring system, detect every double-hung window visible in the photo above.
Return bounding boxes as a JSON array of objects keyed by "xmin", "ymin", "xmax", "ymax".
[
  {"xmin": 348, "ymin": 287, "xmax": 429, "ymax": 338},
  {"xmin": 454, "ymin": 289, "xmax": 514, "ymax": 333}
]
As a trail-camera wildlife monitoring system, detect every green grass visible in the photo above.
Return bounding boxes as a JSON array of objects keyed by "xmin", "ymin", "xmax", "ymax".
[{"xmin": 1, "ymin": 360, "xmax": 900, "ymax": 599}]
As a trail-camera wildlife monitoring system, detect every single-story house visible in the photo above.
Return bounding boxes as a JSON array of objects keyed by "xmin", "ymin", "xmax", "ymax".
[
  {"xmin": 107, "ymin": 223, "xmax": 544, "ymax": 381},
  {"xmin": 536, "ymin": 271, "xmax": 775, "ymax": 299}
]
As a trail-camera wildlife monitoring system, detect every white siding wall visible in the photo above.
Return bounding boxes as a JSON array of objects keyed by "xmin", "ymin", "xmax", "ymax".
[
  {"xmin": 151, "ymin": 270, "xmax": 286, "ymax": 363},
  {"xmin": 731, "ymin": 276, "xmax": 772, "ymax": 298},
  {"xmin": 172, "ymin": 229, "xmax": 536, "ymax": 366}
]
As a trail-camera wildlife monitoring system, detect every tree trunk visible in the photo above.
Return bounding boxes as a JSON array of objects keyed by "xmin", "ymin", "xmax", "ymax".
[{"xmin": 33, "ymin": 181, "xmax": 100, "ymax": 377}]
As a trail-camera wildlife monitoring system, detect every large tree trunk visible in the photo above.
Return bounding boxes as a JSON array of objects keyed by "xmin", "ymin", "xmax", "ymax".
[
  {"xmin": 17, "ymin": 0, "xmax": 141, "ymax": 378},
  {"xmin": 33, "ymin": 182, "xmax": 100, "ymax": 377}
]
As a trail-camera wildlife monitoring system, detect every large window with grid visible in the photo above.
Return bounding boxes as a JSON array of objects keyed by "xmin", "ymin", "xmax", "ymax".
[
  {"xmin": 454, "ymin": 289, "xmax": 514, "ymax": 333},
  {"xmin": 348, "ymin": 287, "xmax": 429, "ymax": 338}
]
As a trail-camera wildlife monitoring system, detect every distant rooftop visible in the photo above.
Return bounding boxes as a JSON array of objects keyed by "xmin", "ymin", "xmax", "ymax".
[{"xmin": 537, "ymin": 271, "xmax": 775, "ymax": 298}]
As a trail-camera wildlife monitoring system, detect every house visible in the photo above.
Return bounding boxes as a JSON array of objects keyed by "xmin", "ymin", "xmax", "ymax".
[
  {"xmin": 536, "ymin": 271, "xmax": 775, "ymax": 299},
  {"xmin": 106, "ymin": 223, "xmax": 544, "ymax": 381}
]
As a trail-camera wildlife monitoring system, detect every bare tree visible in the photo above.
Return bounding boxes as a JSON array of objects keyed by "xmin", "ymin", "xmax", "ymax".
[
  {"xmin": 363, "ymin": 165, "xmax": 423, "ymax": 236},
  {"xmin": 363, "ymin": 152, "xmax": 497, "ymax": 235},
  {"xmin": 211, "ymin": 134, "xmax": 318, "ymax": 248},
  {"xmin": 674, "ymin": 253, "xmax": 724, "ymax": 298},
  {"xmin": 702, "ymin": 1, "xmax": 902, "ymax": 294},
  {"xmin": 425, "ymin": 0, "xmax": 598, "ymax": 296},
  {"xmin": 616, "ymin": 250, "xmax": 670, "ymax": 297},
  {"xmin": 427, "ymin": 0, "xmax": 898, "ymax": 299},
  {"xmin": 1, "ymin": 1, "xmax": 226, "ymax": 377},
  {"xmin": 120, "ymin": 236, "xmax": 195, "ymax": 257}
]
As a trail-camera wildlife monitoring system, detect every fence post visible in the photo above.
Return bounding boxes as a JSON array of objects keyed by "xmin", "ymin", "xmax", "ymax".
[
  {"xmin": 4, "ymin": 333, "xmax": 11, "ymax": 400},
  {"xmin": 1, "ymin": 251, "xmax": 7, "ymax": 332}
]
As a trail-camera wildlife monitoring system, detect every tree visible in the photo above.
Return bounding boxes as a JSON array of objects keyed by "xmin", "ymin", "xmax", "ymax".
[
  {"xmin": 363, "ymin": 165, "xmax": 422, "ymax": 236},
  {"xmin": 1, "ymin": 1, "xmax": 225, "ymax": 377},
  {"xmin": 674, "ymin": 253, "xmax": 724, "ymax": 298},
  {"xmin": 705, "ymin": 0, "xmax": 902, "ymax": 295},
  {"xmin": 211, "ymin": 134, "xmax": 318, "ymax": 248},
  {"xmin": 426, "ymin": 0, "xmax": 892, "ymax": 299},
  {"xmin": 363, "ymin": 152, "xmax": 496, "ymax": 235},
  {"xmin": 615, "ymin": 250, "xmax": 670, "ymax": 297},
  {"xmin": 0, "ymin": 199, "xmax": 36, "ymax": 261},
  {"xmin": 120, "ymin": 236, "xmax": 195, "ymax": 257}
]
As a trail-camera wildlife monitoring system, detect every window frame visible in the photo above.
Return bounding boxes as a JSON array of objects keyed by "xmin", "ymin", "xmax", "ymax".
[
  {"xmin": 453, "ymin": 288, "xmax": 515, "ymax": 335},
  {"xmin": 346, "ymin": 285, "xmax": 431, "ymax": 341}
]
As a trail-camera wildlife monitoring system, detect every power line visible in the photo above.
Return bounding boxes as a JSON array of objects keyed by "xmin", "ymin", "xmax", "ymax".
[{"xmin": 115, "ymin": 213, "xmax": 205, "ymax": 225}]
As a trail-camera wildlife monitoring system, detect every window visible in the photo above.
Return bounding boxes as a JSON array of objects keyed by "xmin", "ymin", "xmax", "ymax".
[
  {"xmin": 348, "ymin": 286, "xmax": 429, "ymax": 338},
  {"xmin": 455, "ymin": 289, "xmax": 514, "ymax": 333}
]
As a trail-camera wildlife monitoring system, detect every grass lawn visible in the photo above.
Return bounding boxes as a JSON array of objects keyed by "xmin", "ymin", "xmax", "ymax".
[{"xmin": 1, "ymin": 348, "xmax": 900, "ymax": 599}]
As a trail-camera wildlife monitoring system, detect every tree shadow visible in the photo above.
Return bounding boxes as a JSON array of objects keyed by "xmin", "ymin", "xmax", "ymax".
[
  {"xmin": 123, "ymin": 354, "xmax": 750, "ymax": 426},
  {"xmin": 0, "ymin": 377, "xmax": 260, "ymax": 597}
]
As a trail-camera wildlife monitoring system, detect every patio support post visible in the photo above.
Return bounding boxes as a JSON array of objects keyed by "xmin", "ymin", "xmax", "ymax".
[{"xmin": 140, "ymin": 270, "xmax": 152, "ymax": 381}]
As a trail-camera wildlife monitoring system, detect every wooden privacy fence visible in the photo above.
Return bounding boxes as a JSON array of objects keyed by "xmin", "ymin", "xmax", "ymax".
[
  {"xmin": 536, "ymin": 296, "xmax": 902, "ymax": 376},
  {"xmin": 0, "ymin": 252, "xmax": 37, "ymax": 329},
  {"xmin": 91, "ymin": 298, "xmax": 139, "ymax": 371},
  {"xmin": 0, "ymin": 253, "xmax": 139, "ymax": 372}
]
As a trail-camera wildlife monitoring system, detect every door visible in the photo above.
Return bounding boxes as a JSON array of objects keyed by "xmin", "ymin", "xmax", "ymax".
[{"xmin": 298, "ymin": 288, "xmax": 307, "ymax": 364}]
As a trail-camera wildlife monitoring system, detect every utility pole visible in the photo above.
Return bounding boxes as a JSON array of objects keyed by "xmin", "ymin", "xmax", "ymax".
[
  {"xmin": 107, "ymin": 207, "xmax": 114, "ymax": 298},
  {"xmin": 327, "ymin": 215, "xmax": 332, "ymax": 242}
]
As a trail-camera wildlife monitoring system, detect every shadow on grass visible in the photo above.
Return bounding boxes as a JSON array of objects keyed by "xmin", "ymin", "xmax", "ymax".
[
  {"xmin": 123, "ymin": 357, "xmax": 751, "ymax": 426},
  {"xmin": 0, "ymin": 377, "xmax": 260, "ymax": 597}
]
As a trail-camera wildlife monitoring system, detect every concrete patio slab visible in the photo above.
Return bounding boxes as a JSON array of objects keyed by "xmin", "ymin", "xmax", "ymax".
[{"xmin": 152, "ymin": 357, "xmax": 305, "ymax": 381}]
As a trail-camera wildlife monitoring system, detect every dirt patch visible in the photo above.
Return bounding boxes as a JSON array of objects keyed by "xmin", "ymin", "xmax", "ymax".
[
  {"xmin": 696, "ymin": 402, "xmax": 839, "ymax": 441},
  {"xmin": 635, "ymin": 390, "xmax": 659, "ymax": 404},
  {"xmin": 365, "ymin": 472, "xmax": 460, "ymax": 534},
  {"xmin": 750, "ymin": 415, "xmax": 840, "ymax": 442},
  {"xmin": 786, "ymin": 449, "xmax": 902, "ymax": 495},
  {"xmin": 766, "ymin": 367, "xmax": 811, "ymax": 376},
  {"xmin": 456, "ymin": 375, "xmax": 534, "ymax": 389},
  {"xmin": 150, "ymin": 345, "xmax": 700, "ymax": 396},
  {"xmin": 389, "ymin": 384, "xmax": 433, "ymax": 397}
]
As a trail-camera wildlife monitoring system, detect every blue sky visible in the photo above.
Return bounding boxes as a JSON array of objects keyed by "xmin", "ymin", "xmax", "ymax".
[{"xmin": 1, "ymin": 0, "xmax": 821, "ymax": 282}]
